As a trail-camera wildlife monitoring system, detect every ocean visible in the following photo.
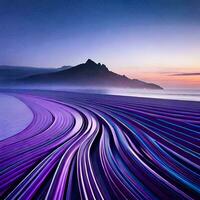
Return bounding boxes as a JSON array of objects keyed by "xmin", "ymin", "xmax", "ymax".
[{"xmin": 0, "ymin": 94, "xmax": 33, "ymax": 140}]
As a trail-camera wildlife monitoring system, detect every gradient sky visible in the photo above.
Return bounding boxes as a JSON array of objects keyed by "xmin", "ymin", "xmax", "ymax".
[{"xmin": 0, "ymin": 0, "xmax": 200, "ymax": 88}]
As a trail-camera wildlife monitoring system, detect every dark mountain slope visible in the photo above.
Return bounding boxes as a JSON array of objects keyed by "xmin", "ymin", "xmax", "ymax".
[
  {"xmin": 0, "ymin": 65, "xmax": 72, "ymax": 83},
  {"xmin": 20, "ymin": 59, "xmax": 162, "ymax": 89}
]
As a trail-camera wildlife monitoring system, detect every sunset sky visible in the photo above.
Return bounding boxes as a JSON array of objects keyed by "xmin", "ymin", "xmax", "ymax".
[{"xmin": 0, "ymin": 0, "xmax": 200, "ymax": 88}]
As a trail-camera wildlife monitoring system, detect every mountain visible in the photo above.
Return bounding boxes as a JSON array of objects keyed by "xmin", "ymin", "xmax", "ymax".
[
  {"xmin": 17, "ymin": 59, "xmax": 162, "ymax": 89},
  {"xmin": 0, "ymin": 65, "xmax": 71, "ymax": 83},
  {"xmin": 0, "ymin": 65, "xmax": 56, "ymax": 81}
]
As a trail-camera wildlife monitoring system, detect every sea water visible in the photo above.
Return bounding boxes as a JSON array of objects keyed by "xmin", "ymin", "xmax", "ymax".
[
  {"xmin": 52, "ymin": 87, "xmax": 200, "ymax": 102},
  {"xmin": 0, "ymin": 94, "xmax": 33, "ymax": 140}
]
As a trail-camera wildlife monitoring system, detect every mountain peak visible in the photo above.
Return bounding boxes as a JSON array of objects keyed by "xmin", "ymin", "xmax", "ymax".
[
  {"xmin": 84, "ymin": 59, "xmax": 109, "ymax": 71},
  {"xmin": 85, "ymin": 59, "xmax": 97, "ymax": 65}
]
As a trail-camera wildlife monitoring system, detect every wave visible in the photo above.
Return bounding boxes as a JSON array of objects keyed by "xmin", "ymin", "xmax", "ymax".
[{"xmin": 0, "ymin": 91, "xmax": 199, "ymax": 199}]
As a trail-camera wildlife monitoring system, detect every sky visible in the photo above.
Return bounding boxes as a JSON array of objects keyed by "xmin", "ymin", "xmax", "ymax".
[{"xmin": 0, "ymin": 0, "xmax": 200, "ymax": 88}]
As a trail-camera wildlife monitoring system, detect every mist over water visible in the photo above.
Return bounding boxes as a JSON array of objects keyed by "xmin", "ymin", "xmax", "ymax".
[
  {"xmin": 1, "ymin": 85, "xmax": 200, "ymax": 101},
  {"xmin": 30, "ymin": 86, "xmax": 200, "ymax": 102},
  {"xmin": 98, "ymin": 88, "xmax": 200, "ymax": 102},
  {"xmin": 53, "ymin": 87, "xmax": 200, "ymax": 101}
]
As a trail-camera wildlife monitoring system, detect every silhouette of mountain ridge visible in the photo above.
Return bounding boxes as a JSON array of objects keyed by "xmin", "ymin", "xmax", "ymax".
[{"xmin": 19, "ymin": 59, "xmax": 162, "ymax": 89}]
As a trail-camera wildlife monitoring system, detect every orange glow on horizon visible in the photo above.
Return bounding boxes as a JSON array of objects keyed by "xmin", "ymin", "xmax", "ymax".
[{"xmin": 115, "ymin": 69, "xmax": 200, "ymax": 89}]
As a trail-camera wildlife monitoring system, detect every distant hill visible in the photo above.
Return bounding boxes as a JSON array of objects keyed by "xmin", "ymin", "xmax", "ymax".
[
  {"xmin": 0, "ymin": 65, "xmax": 71, "ymax": 83},
  {"xmin": 17, "ymin": 59, "xmax": 162, "ymax": 89},
  {"xmin": 0, "ymin": 65, "xmax": 55, "ymax": 81}
]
